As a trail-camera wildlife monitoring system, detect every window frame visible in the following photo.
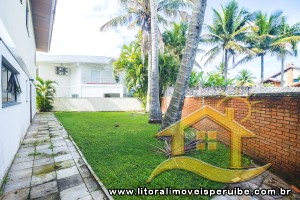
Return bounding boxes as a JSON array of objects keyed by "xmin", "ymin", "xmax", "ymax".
[{"xmin": 1, "ymin": 58, "xmax": 21, "ymax": 108}]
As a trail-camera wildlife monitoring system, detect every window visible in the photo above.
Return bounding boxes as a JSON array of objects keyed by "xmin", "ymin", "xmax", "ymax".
[
  {"xmin": 56, "ymin": 67, "xmax": 69, "ymax": 76},
  {"xmin": 91, "ymin": 70, "xmax": 101, "ymax": 83},
  {"xmin": 1, "ymin": 62, "xmax": 22, "ymax": 106},
  {"xmin": 293, "ymin": 79, "xmax": 299, "ymax": 83},
  {"xmin": 104, "ymin": 93, "xmax": 120, "ymax": 98},
  {"xmin": 26, "ymin": 0, "xmax": 30, "ymax": 37}
]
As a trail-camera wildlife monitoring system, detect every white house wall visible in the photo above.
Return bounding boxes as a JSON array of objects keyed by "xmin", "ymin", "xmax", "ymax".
[
  {"xmin": 0, "ymin": 41, "xmax": 36, "ymax": 183},
  {"xmin": 0, "ymin": 0, "xmax": 36, "ymax": 78}
]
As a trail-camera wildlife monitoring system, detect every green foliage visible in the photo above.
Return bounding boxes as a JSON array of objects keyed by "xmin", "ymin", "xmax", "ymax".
[
  {"xmin": 113, "ymin": 32, "xmax": 148, "ymax": 108},
  {"xmin": 202, "ymin": 72, "xmax": 234, "ymax": 87},
  {"xmin": 189, "ymin": 71, "xmax": 204, "ymax": 87},
  {"xmin": 235, "ymin": 69, "xmax": 256, "ymax": 86},
  {"xmin": 36, "ymin": 77, "xmax": 57, "ymax": 112}
]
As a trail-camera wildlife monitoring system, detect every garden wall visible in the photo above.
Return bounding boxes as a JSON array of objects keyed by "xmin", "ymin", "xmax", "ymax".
[
  {"xmin": 161, "ymin": 90, "xmax": 300, "ymax": 182},
  {"xmin": 52, "ymin": 97, "xmax": 143, "ymax": 112}
]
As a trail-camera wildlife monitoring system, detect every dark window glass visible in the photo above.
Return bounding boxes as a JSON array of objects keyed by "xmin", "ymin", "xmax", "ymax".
[{"xmin": 1, "ymin": 64, "xmax": 21, "ymax": 105}]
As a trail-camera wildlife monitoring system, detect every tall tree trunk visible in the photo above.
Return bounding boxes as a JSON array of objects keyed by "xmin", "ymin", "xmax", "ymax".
[
  {"xmin": 146, "ymin": 39, "xmax": 152, "ymax": 112},
  {"xmin": 161, "ymin": 0, "xmax": 207, "ymax": 129},
  {"xmin": 281, "ymin": 58, "xmax": 285, "ymax": 86},
  {"xmin": 149, "ymin": 0, "xmax": 162, "ymax": 123},
  {"xmin": 260, "ymin": 55, "xmax": 264, "ymax": 84},
  {"xmin": 224, "ymin": 49, "xmax": 229, "ymax": 84}
]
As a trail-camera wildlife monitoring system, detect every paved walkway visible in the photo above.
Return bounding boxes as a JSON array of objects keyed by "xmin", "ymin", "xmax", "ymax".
[{"xmin": 1, "ymin": 113, "xmax": 109, "ymax": 200}]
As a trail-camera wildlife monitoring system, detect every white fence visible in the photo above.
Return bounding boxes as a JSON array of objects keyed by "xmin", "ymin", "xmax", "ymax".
[{"xmin": 52, "ymin": 98, "xmax": 143, "ymax": 112}]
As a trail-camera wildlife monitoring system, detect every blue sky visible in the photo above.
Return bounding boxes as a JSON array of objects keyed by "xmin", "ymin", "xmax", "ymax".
[{"xmin": 49, "ymin": 0, "xmax": 300, "ymax": 80}]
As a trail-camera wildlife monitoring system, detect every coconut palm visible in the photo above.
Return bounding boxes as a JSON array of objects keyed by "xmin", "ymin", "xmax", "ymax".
[
  {"xmin": 100, "ymin": 0, "xmax": 190, "ymax": 112},
  {"xmin": 272, "ymin": 18, "xmax": 300, "ymax": 86},
  {"xmin": 36, "ymin": 77, "xmax": 57, "ymax": 112},
  {"xmin": 149, "ymin": 0, "xmax": 162, "ymax": 123},
  {"xmin": 201, "ymin": 0, "xmax": 255, "ymax": 83},
  {"xmin": 161, "ymin": 0, "xmax": 207, "ymax": 129},
  {"xmin": 237, "ymin": 11, "xmax": 283, "ymax": 83},
  {"xmin": 235, "ymin": 69, "xmax": 256, "ymax": 86}
]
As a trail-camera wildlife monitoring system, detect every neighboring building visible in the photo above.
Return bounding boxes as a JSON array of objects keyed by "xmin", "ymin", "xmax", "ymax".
[
  {"xmin": 263, "ymin": 63, "xmax": 300, "ymax": 87},
  {"xmin": 37, "ymin": 55, "xmax": 127, "ymax": 98},
  {"xmin": 0, "ymin": 0, "xmax": 56, "ymax": 183}
]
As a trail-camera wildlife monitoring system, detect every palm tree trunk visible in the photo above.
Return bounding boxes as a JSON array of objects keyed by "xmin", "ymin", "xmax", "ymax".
[
  {"xmin": 149, "ymin": 0, "xmax": 162, "ymax": 123},
  {"xmin": 224, "ymin": 49, "xmax": 229, "ymax": 84},
  {"xmin": 146, "ymin": 40, "xmax": 152, "ymax": 112},
  {"xmin": 161, "ymin": 0, "xmax": 207, "ymax": 129},
  {"xmin": 260, "ymin": 55, "xmax": 264, "ymax": 84},
  {"xmin": 281, "ymin": 58, "xmax": 285, "ymax": 86}
]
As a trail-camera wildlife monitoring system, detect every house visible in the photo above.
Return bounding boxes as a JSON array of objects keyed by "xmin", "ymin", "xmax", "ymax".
[
  {"xmin": 263, "ymin": 63, "xmax": 300, "ymax": 87},
  {"xmin": 36, "ymin": 55, "xmax": 127, "ymax": 98},
  {"xmin": 0, "ymin": 0, "xmax": 56, "ymax": 184}
]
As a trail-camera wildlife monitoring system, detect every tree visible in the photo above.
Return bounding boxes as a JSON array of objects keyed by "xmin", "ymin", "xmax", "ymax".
[
  {"xmin": 272, "ymin": 18, "xmax": 300, "ymax": 86},
  {"xmin": 235, "ymin": 69, "xmax": 256, "ymax": 86},
  {"xmin": 100, "ymin": 0, "xmax": 190, "ymax": 112},
  {"xmin": 161, "ymin": 0, "xmax": 207, "ymax": 129},
  {"xmin": 149, "ymin": 0, "xmax": 162, "ymax": 123},
  {"xmin": 239, "ymin": 11, "xmax": 283, "ymax": 83},
  {"xmin": 36, "ymin": 77, "xmax": 57, "ymax": 112},
  {"xmin": 201, "ymin": 0, "xmax": 255, "ymax": 83},
  {"xmin": 113, "ymin": 33, "xmax": 148, "ymax": 108}
]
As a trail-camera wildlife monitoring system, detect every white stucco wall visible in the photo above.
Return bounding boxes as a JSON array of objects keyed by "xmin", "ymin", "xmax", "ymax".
[
  {"xmin": 0, "ymin": 41, "xmax": 35, "ymax": 184},
  {"xmin": 52, "ymin": 98, "xmax": 143, "ymax": 111},
  {"xmin": 0, "ymin": 0, "xmax": 36, "ymax": 78}
]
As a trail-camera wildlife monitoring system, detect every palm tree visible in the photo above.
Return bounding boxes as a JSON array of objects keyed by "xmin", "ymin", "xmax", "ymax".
[
  {"xmin": 36, "ymin": 77, "xmax": 57, "ymax": 112},
  {"xmin": 149, "ymin": 0, "xmax": 162, "ymax": 123},
  {"xmin": 100, "ymin": 0, "xmax": 190, "ymax": 112},
  {"xmin": 161, "ymin": 0, "xmax": 207, "ymax": 129},
  {"xmin": 235, "ymin": 69, "xmax": 256, "ymax": 86},
  {"xmin": 201, "ymin": 0, "xmax": 255, "ymax": 83},
  {"xmin": 238, "ymin": 11, "xmax": 283, "ymax": 83},
  {"xmin": 272, "ymin": 18, "xmax": 300, "ymax": 86}
]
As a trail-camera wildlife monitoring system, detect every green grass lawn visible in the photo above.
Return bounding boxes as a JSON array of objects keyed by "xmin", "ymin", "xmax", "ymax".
[{"xmin": 55, "ymin": 112, "xmax": 251, "ymax": 200}]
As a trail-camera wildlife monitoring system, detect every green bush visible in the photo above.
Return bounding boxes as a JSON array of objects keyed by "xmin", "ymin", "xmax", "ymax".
[{"xmin": 36, "ymin": 77, "xmax": 57, "ymax": 112}]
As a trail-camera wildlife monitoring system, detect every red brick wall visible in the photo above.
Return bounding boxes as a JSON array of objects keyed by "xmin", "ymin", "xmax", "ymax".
[{"xmin": 161, "ymin": 96, "xmax": 300, "ymax": 182}]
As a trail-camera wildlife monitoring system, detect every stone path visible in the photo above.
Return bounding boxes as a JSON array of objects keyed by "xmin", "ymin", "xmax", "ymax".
[{"xmin": 1, "ymin": 113, "xmax": 110, "ymax": 200}]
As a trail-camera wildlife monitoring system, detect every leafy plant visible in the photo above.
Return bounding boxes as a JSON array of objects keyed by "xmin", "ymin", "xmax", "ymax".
[
  {"xmin": 189, "ymin": 71, "xmax": 204, "ymax": 87},
  {"xmin": 36, "ymin": 77, "xmax": 57, "ymax": 112},
  {"xmin": 235, "ymin": 69, "xmax": 256, "ymax": 86}
]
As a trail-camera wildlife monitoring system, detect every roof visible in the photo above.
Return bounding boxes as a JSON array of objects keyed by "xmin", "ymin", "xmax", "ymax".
[
  {"xmin": 263, "ymin": 66, "xmax": 300, "ymax": 83},
  {"xmin": 36, "ymin": 54, "xmax": 116, "ymax": 65},
  {"xmin": 31, "ymin": 0, "xmax": 57, "ymax": 52},
  {"xmin": 263, "ymin": 78, "xmax": 281, "ymax": 83},
  {"xmin": 291, "ymin": 82, "xmax": 300, "ymax": 87}
]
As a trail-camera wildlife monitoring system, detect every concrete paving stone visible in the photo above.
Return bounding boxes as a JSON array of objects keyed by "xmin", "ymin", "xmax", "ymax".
[
  {"xmin": 59, "ymin": 183, "xmax": 90, "ymax": 200},
  {"xmin": 1, "ymin": 187, "xmax": 30, "ymax": 200},
  {"xmin": 7, "ymin": 168, "xmax": 32, "ymax": 181},
  {"xmin": 79, "ymin": 195, "xmax": 93, "ymax": 200},
  {"xmin": 53, "ymin": 142, "xmax": 67, "ymax": 148},
  {"xmin": 4, "ymin": 176, "xmax": 31, "ymax": 193},
  {"xmin": 36, "ymin": 148, "xmax": 53, "ymax": 154},
  {"xmin": 10, "ymin": 161, "xmax": 33, "ymax": 171},
  {"xmin": 34, "ymin": 192, "xmax": 60, "ymax": 200},
  {"xmin": 31, "ymin": 171, "xmax": 56, "ymax": 186},
  {"xmin": 57, "ymin": 174, "xmax": 84, "ymax": 191},
  {"xmin": 54, "ymin": 154, "xmax": 73, "ymax": 163},
  {"xmin": 53, "ymin": 146, "xmax": 70, "ymax": 154},
  {"xmin": 68, "ymin": 146, "xmax": 77, "ymax": 152},
  {"xmin": 13, "ymin": 155, "xmax": 34, "ymax": 164},
  {"xmin": 35, "ymin": 153, "xmax": 53, "ymax": 160},
  {"xmin": 75, "ymin": 159, "xmax": 92, "ymax": 178},
  {"xmin": 84, "ymin": 177, "xmax": 99, "ymax": 192},
  {"xmin": 30, "ymin": 181, "xmax": 58, "ymax": 199},
  {"xmin": 36, "ymin": 144, "xmax": 51, "ymax": 150},
  {"xmin": 91, "ymin": 190, "xmax": 106, "ymax": 200},
  {"xmin": 18, "ymin": 146, "xmax": 35, "ymax": 153},
  {"xmin": 56, "ymin": 166, "xmax": 79, "ymax": 180},
  {"xmin": 19, "ymin": 143, "xmax": 35, "ymax": 148},
  {"xmin": 16, "ymin": 151, "xmax": 35, "ymax": 158},
  {"xmin": 34, "ymin": 157, "xmax": 55, "ymax": 167},
  {"xmin": 33, "ymin": 164, "xmax": 55, "ymax": 176},
  {"xmin": 70, "ymin": 151, "xmax": 81, "ymax": 159},
  {"xmin": 51, "ymin": 136, "xmax": 64, "ymax": 141},
  {"xmin": 66, "ymin": 142, "xmax": 75, "ymax": 147},
  {"xmin": 52, "ymin": 139, "xmax": 65, "ymax": 144},
  {"xmin": 55, "ymin": 160, "xmax": 75, "ymax": 171}
]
